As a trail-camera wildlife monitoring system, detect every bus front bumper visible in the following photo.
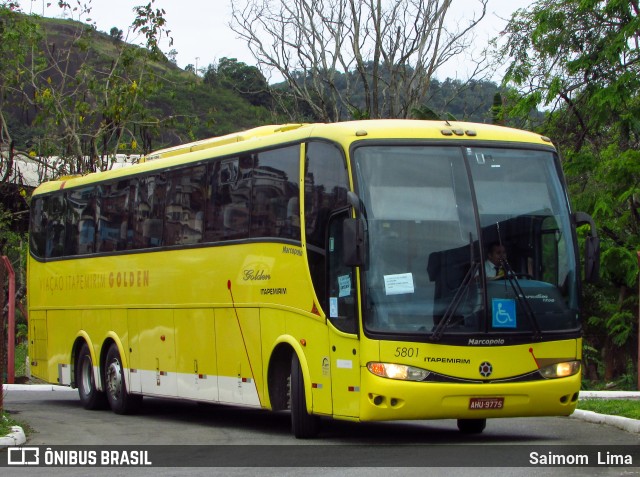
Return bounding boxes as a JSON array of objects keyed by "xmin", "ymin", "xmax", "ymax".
[{"xmin": 358, "ymin": 369, "xmax": 581, "ymax": 422}]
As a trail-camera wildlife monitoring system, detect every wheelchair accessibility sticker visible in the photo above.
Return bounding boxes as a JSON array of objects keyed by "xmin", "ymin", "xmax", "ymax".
[{"xmin": 492, "ymin": 298, "xmax": 516, "ymax": 328}]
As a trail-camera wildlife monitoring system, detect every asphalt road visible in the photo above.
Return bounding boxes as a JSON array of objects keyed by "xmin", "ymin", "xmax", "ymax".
[{"xmin": 2, "ymin": 387, "xmax": 639, "ymax": 476}]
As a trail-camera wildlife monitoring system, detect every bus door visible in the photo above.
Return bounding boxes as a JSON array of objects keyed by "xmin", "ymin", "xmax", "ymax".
[{"xmin": 327, "ymin": 211, "xmax": 361, "ymax": 418}]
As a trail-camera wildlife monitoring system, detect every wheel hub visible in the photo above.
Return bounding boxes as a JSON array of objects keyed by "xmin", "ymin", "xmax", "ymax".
[{"xmin": 106, "ymin": 359, "xmax": 122, "ymax": 401}]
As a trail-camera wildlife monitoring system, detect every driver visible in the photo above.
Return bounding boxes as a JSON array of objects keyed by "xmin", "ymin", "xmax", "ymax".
[{"xmin": 485, "ymin": 242, "xmax": 507, "ymax": 279}]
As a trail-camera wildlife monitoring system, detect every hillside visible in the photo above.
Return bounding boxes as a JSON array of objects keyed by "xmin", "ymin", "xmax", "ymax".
[
  {"xmin": 1, "ymin": 12, "xmax": 275, "ymax": 157},
  {"xmin": 0, "ymin": 8, "xmax": 511, "ymax": 181}
]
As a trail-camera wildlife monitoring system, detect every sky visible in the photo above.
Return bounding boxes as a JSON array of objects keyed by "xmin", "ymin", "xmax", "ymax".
[{"xmin": 18, "ymin": 0, "xmax": 531, "ymax": 81}]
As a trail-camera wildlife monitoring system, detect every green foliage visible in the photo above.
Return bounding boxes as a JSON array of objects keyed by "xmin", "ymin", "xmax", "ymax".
[
  {"xmin": 132, "ymin": 0, "xmax": 172, "ymax": 60},
  {"xmin": 205, "ymin": 58, "xmax": 273, "ymax": 108},
  {"xmin": 0, "ymin": 410, "xmax": 30, "ymax": 437},
  {"xmin": 0, "ymin": 414, "xmax": 18, "ymax": 436},
  {"xmin": 14, "ymin": 342, "xmax": 27, "ymax": 377},
  {"xmin": 501, "ymin": 0, "xmax": 640, "ymax": 151},
  {"xmin": 0, "ymin": 9, "xmax": 276, "ymax": 173},
  {"xmin": 0, "ymin": 203, "xmax": 27, "ymax": 268},
  {"xmin": 109, "ymin": 27, "xmax": 122, "ymax": 41}
]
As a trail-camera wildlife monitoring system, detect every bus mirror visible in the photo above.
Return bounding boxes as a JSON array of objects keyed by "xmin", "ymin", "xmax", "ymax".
[
  {"xmin": 343, "ymin": 218, "xmax": 366, "ymax": 267},
  {"xmin": 574, "ymin": 211, "xmax": 600, "ymax": 283}
]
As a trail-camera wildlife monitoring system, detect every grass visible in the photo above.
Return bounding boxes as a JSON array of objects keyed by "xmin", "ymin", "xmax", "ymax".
[
  {"xmin": 577, "ymin": 399, "xmax": 640, "ymax": 420},
  {"xmin": 0, "ymin": 411, "xmax": 25, "ymax": 437},
  {"xmin": 14, "ymin": 343, "xmax": 28, "ymax": 377}
]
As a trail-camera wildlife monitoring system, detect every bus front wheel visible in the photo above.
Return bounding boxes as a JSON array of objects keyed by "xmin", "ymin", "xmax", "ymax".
[
  {"xmin": 457, "ymin": 418, "xmax": 486, "ymax": 434},
  {"xmin": 76, "ymin": 343, "xmax": 107, "ymax": 410},
  {"xmin": 104, "ymin": 343, "xmax": 141, "ymax": 414},
  {"xmin": 290, "ymin": 353, "xmax": 319, "ymax": 438}
]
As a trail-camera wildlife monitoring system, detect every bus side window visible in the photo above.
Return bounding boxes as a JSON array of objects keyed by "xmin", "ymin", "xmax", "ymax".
[
  {"xmin": 29, "ymin": 197, "xmax": 45, "ymax": 258},
  {"xmin": 133, "ymin": 174, "xmax": 166, "ymax": 249},
  {"xmin": 45, "ymin": 193, "xmax": 66, "ymax": 258},
  {"xmin": 204, "ymin": 161, "xmax": 223, "ymax": 243},
  {"xmin": 97, "ymin": 180, "xmax": 134, "ymax": 252},
  {"xmin": 327, "ymin": 211, "xmax": 358, "ymax": 334},
  {"xmin": 65, "ymin": 187, "xmax": 96, "ymax": 256},
  {"xmin": 251, "ymin": 145, "xmax": 300, "ymax": 240},
  {"xmin": 164, "ymin": 165, "xmax": 206, "ymax": 246},
  {"xmin": 215, "ymin": 156, "xmax": 251, "ymax": 241}
]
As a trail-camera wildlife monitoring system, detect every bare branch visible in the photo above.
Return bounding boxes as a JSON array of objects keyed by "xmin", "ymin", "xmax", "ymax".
[{"xmin": 231, "ymin": 0, "xmax": 488, "ymax": 120}]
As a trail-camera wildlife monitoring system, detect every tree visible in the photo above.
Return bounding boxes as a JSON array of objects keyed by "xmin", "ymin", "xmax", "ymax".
[
  {"xmin": 499, "ymin": 0, "xmax": 640, "ymax": 152},
  {"xmin": 109, "ymin": 26, "xmax": 123, "ymax": 41},
  {"xmin": 0, "ymin": 0, "xmax": 173, "ymax": 177},
  {"xmin": 167, "ymin": 48, "xmax": 178, "ymax": 64},
  {"xmin": 499, "ymin": 0, "xmax": 640, "ymax": 385},
  {"xmin": 211, "ymin": 58, "xmax": 273, "ymax": 108},
  {"xmin": 231, "ymin": 0, "xmax": 488, "ymax": 121}
]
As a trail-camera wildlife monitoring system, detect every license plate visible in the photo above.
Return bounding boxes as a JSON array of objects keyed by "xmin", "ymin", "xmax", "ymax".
[{"xmin": 469, "ymin": 397, "xmax": 504, "ymax": 410}]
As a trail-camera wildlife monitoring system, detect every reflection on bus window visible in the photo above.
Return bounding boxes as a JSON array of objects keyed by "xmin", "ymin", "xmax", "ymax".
[
  {"xmin": 164, "ymin": 166, "xmax": 206, "ymax": 246},
  {"xmin": 251, "ymin": 146, "xmax": 300, "ymax": 240},
  {"xmin": 133, "ymin": 174, "xmax": 166, "ymax": 248},
  {"xmin": 97, "ymin": 180, "xmax": 134, "ymax": 252}
]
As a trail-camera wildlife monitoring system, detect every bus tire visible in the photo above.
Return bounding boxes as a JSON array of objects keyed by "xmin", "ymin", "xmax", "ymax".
[
  {"xmin": 104, "ymin": 343, "xmax": 141, "ymax": 415},
  {"xmin": 76, "ymin": 343, "xmax": 107, "ymax": 410},
  {"xmin": 290, "ymin": 353, "xmax": 319, "ymax": 439},
  {"xmin": 457, "ymin": 418, "xmax": 486, "ymax": 434}
]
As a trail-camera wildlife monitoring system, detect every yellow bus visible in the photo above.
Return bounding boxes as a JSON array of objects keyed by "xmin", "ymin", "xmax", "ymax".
[{"xmin": 28, "ymin": 120, "xmax": 599, "ymax": 437}]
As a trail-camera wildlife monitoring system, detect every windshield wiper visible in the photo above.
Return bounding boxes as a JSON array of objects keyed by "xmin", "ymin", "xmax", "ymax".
[
  {"xmin": 500, "ymin": 259, "xmax": 543, "ymax": 340},
  {"xmin": 431, "ymin": 261, "xmax": 479, "ymax": 342}
]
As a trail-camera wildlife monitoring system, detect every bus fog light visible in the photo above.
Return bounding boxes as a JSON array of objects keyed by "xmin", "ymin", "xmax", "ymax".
[
  {"xmin": 539, "ymin": 360, "xmax": 580, "ymax": 379},
  {"xmin": 367, "ymin": 362, "xmax": 430, "ymax": 381}
]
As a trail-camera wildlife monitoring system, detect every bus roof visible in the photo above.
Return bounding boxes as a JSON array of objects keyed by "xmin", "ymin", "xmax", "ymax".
[{"xmin": 32, "ymin": 120, "xmax": 554, "ymax": 195}]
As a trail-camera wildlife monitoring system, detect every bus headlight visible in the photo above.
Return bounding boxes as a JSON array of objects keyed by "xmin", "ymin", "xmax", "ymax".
[
  {"xmin": 539, "ymin": 360, "xmax": 581, "ymax": 379},
  {"xmin": 367, "ymin": 362, "xmax": 430, "ymax": 381}
]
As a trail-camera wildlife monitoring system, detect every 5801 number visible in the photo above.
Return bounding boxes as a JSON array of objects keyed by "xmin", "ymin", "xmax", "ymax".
[{"xmin": 394, "ymin": 347, "xmax": 419, "ymax": 358}]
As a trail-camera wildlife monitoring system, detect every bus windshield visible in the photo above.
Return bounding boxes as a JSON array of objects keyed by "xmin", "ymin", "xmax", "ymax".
[{"xmin": 353, "ymin": 144, "xmax": 579, "ymax": 339}]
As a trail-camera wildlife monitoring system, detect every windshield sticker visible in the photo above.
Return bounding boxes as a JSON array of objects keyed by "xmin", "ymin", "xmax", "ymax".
[
  {"xmin": 492, "ymin": 298, "xmax": 516, "ymax": 328},
  {"xmin": 329, "ymin": 297, "xmax": 338, "ymax": 318},
  {"xmin": 384, "ymin": 273, "xmax": 415, "ymax": 295},
  {"xmin": 338, "ymin": 275, "xmax": 351, "ymax": 297}
]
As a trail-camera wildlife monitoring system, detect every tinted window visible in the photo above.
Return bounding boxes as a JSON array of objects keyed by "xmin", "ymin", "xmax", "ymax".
[
  {"xmin": 164, "ymin": 165, "xmax": 207, "ymax": 246},
  {"xmin": 203, "ymin": 161, "xmax": 223, "ymax": 242},
  {"xmin": 97, "ymin": 180, "xmax": 134, "ymax": 252},
  {"xmin": 251, "ymin": 145, "xmax": 300, "ymax": 240},
  {"xmin": 29, "ymin": 197, "xmax": 45, "ymax": 258},
  {"xmin": 304, "ymin": 141, "xmax": 350, "ymax": 313},
  {"xmin": 65, "ymin": 187, "xmax": 96, "ymax": 255},
  {"xmin": 45, "ymin": 193, "xmax": 66, "ymax": 258},
  {"xmin": 304, "ymin": 142, "xmax": 349, "ymax": 248},
  {"xmin": 206, "ymin": 157, "xmax": 251, "ymax": 241},
  {"xmin": 31, "ymin": 145, "xmax": 306, "ymax": 258},
  {"xmin": 132, "ymin": 174, "xmax": 166, "ymax": 248}
]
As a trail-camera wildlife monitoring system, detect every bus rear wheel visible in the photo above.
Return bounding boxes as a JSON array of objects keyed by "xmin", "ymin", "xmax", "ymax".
[
  {"xmin": 104, "ymin": 343, "xmax": 141, "ymax": 414},
  {"xmin": 290, "ymin": 353, "xmax": 319, "ymax": 439},
  {"xmin": 76, "ymin": 343, "xmax": 107, "ymax": 410},
  {"xmin": 457, "ymin": 418, "xmax": 486, "ymax": 434}
]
